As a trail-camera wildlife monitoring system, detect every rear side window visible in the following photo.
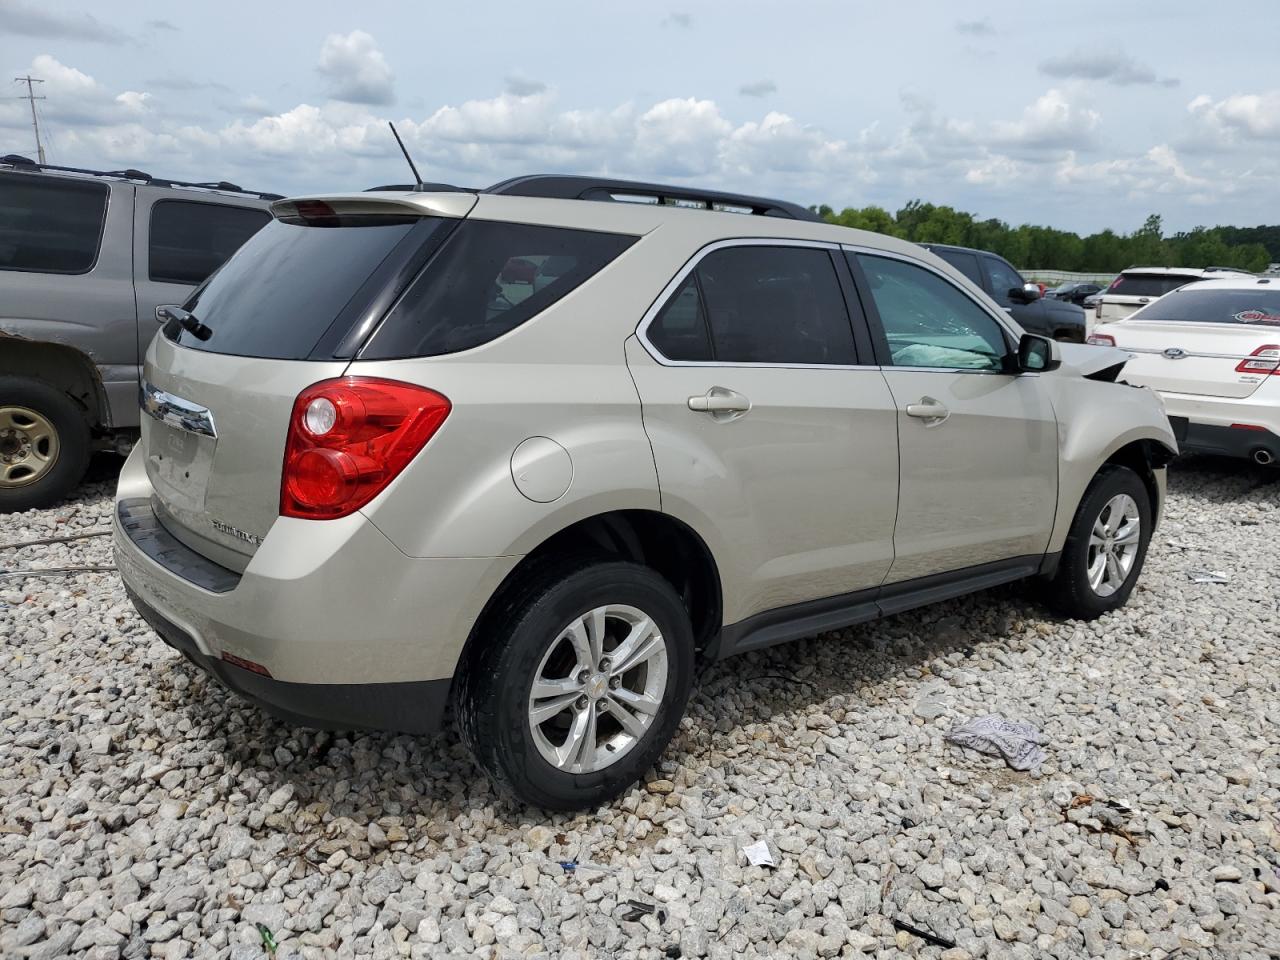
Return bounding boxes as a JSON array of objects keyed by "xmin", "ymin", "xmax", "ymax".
[
  {"xmin": 1135, "ymin": 288, "xmax": 1280, "ymax": 325},
  {"xmin": 149, "ymin": 200, "xmax": 271, "ymax": 285},
  {"xmin": 1108, "ymin": 273, "xmax": 1197, "ymax": 298},
  {"xmin": 646, "ymin": 245, "xmax": 856, "ymax": 365},
  {"xmin": 361, "ymin": 221, "xmax": 636, "ymax": 358},
  {"xmin": 0, "ymin": 174, "xmax": 108, "ymax": 275},
  {"xmin": 932, "ymin": 249, "xmax": 984, "ymax": 287},
  {"xmin": 170, "ymin": 217, "xmax": 433, "ymax": 358}
]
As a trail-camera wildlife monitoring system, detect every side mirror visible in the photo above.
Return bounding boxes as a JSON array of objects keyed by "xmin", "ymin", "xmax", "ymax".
[
  {"xmin": 1009, "ymin": 283, "xmax": 1042, "ymax": 304},
  {"xmin": 1016, "ymin": 333, "xmax": 1060, "ymax": 372}
]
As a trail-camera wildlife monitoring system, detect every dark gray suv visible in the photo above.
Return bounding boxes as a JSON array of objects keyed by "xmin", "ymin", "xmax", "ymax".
[
  {"xmin": 0, "ymin": 156, "xmax": 277, "ymax": 511},
  {"xmin": 920, "ymin": 243, "xmax": 1087, "ymax": 344}
]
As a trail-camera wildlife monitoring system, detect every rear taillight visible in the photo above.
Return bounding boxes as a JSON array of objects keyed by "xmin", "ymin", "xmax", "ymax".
[
  {"xmin": 1234, "ymin": 345, "xmax": 1280, "ymax": 377},
  {"xmin": 1087, "ymin": 333, "xmax": 1116, "ymax": 346},
  {"xmin": 281, "ymin": 377, "xmax": 450, "ymax": 519}
]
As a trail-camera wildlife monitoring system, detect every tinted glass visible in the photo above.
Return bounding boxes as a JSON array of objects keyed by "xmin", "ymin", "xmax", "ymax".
[
  {"xmin": 692, "ymin": 246, "xmax": 855, "ymax": 364},
  {"xmin": 1134, "ymin": 287, "xmax": 1280, "ymax": 326},
  {"xmin": 1108, "ymin": 273, "xmax": 1197, "ymax": 298},
  {"xmin": 933, "ymin": 249, "xmax": 984, "ymax": 286},
  {"xmin": 855, "ymin": 254, "xmax": 1009, "ymax": 371},
  {"xmin": 149, "ymin": 200, "xmax": 271, "ymax": 285},
  {"xmin": 984, "ymin": 256, "xmax": 1025, "ymax": 306},
  {"xmin": 648, "ymin": 275, "xmax": 712, "ymax": 361},
  {"xmin": 0, "ymin": 173, "xmax": 107, "ymax": 274},
  {"xmin": 362, "ymin": 221, "xmax": 636, "ymax": 358},
  {"xmin": 169, "ymin": 217, "xmax": 423, "ymax": 358}
]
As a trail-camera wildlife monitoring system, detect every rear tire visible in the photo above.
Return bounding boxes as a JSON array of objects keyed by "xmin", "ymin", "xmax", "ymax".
[
  {"xmin": 1042, "ymin": 464, "xmax": 1152, "ymax": 619},
  {"xmin": 0, "ymin": 376, "xmax": 92, "ymax": 513},
  {"xmin": 457, "ymin": 560, "xmax": 694, "ymax": 810}
]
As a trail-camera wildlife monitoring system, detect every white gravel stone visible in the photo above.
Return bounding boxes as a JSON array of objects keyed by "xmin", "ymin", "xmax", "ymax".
[{"xmin": 1, "ymin": 459, "xmax": 1278, "ymax": 958}]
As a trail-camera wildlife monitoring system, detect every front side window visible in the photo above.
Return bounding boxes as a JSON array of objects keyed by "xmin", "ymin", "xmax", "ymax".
[
  {"xmin": 149, "ymin": 200, "xmax": 271, "ymax": 285},
  {"xmin": 983, "ymin": 256, "xmax": 1025, "ymax": 307},
  {"xmin": 0, "ymin": 173, "xmax": 108, "ymax": 274},
  {"xmin": 646, "ymin": 245, "xmax": 856, "ymax": 365},
  {"xmin": 362, "ymin": 220, "xmax": 636, "ymax": 358},
  {"xmin": 855, "ymin": 254, "xmax": 1009, "ymax": 371}
]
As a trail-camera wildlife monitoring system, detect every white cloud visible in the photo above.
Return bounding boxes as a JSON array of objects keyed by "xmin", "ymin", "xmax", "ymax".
[
  {"xmin": 991, "ymin": 89, "xmax": 1100, "ymax": 150},
  {"xmin": 317, "ymin": 30, "xmax": 394, "ymax": 105},
  {"xmin": 114, "ymin": 91, "xmax": 152, "ymax": 114},
  {"xmin": 1188, "ymin": 90, "xmax": 1280, "ymax": 140}
]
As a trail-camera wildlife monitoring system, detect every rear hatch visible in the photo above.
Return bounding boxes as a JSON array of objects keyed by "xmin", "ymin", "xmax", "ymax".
[
  {"xmin": 140, "ymin": 194, "xmax": 474, "ymax": 569},
  {"xmin": 1101, "ymin": 284, "xmax": 1280, "ymax": 400}
]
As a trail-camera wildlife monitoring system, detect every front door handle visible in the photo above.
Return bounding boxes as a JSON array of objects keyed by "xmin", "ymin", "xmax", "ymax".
[
  {"xmin": 688, "ymin": 387, "xmax": 751, "ymax": 420},
  {"xmin": 905, "ymin": 397, "xmax": 949, "ymax": 423}
]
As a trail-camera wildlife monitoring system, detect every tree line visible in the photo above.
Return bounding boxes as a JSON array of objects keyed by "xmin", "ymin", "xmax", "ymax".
[{"xmin": 811, "ymin": 201, "xmax": 1277, "ymax": 274}]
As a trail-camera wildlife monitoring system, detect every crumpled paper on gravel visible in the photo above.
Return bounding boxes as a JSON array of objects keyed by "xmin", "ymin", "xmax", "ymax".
[{"xmin": 945, "ymin": 714, "xmax": 1048, "ymax": 771}]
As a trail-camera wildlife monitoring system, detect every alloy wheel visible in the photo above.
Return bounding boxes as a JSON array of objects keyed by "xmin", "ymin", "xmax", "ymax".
[
  {"xmin": 527, "ymin": 604, "xmax": 668, "ymax": 774},
  {"xmin": 0, "ymin": 406, "xmax": 60, "ymax": 489},
  {"xmin": 1086, "ymin": 493, "xmax": 1141, "ymax": 597}
]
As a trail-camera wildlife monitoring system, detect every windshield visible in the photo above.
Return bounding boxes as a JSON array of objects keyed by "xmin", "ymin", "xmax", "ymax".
[{"xmin": 1134, "ymin": 287, "xmax": 1280, "ymax": 326}]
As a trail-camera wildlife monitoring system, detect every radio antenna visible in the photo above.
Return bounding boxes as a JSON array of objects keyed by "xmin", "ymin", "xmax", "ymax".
[{"xmin": 387, "ymin": 122, "xmax": 424, "ymax": 190}]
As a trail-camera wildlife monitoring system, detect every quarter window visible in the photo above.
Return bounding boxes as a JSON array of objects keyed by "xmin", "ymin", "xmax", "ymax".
[
  {"xmin": 149, "ymin": 200, "xmax": 271, "ymax": 285},
  {"xmin": 647, "ymin": 245, "xmax": 857, "ymax": 365},
  {"xmin": 0, "ymin": 173, "xmax": 108, "ymax": 275},
  {"xmin": 854, "ymin": 254, "xmax": 1009, "ymax": 371}
]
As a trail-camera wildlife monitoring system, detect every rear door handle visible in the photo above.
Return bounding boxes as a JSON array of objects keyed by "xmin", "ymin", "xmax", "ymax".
[
  {"xmin": 905, "ymin": 397, "xmax": 949, "ymax": 423},
  {"xmin": 688, "ymin": 387, "xmax": 751, "ymax": 419}
]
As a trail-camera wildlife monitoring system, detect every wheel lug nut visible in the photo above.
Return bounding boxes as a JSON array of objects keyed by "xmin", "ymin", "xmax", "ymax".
[
  {"xmin": 609, "ymin": 677, "xmax": 620, "ymax": 689},
  {"xmin": 577, "ymin": 669, "xmax": 590, "ymax": 683},
  {"xmin": 575, "ymin": 696, "xmax": 588, "ymax": 711},
  {"xmin": 598, "ymin": 658, "xmax": 610, "ymax": 671}
]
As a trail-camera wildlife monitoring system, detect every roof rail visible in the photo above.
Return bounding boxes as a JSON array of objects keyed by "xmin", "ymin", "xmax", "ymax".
[
  {"xmin": 484, "ymin": 174, "xmax": 821, "ymax": 222},
  {"xmin": 0, "ymin": 154, "xmax": 284, "ymax": 201}
]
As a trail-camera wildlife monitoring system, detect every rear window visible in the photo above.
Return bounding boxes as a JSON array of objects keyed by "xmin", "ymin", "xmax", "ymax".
[
  {"xmin": 360, "ymin": 220, "xmax": 636, "ymax": 359},
  {"xmin": 168, "ymin": 217, "xmax": 435, "ymax": 358},
  {"xmin": 1134, "ymin": 287, "xmax": 1280, "ymax": 326},
  {"xmin": 1107, "ymin": 273, "xmax": 1199, "ymax": 298},
  {"xmin": 149, "ymin": 200, "xmax": 271, "ymax": 285},
  {"xmin": 0, "ymin": 173, "xmax": 108, "ymax": 275}
]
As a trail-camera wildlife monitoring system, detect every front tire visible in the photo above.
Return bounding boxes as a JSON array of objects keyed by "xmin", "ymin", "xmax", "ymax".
[
  {"xmin": 1042, "ymin": 464, "xmax": 1152, "ymax": 619},
  {"xmin": 457, "ymin": 560, "xmax": 694, "ymax": 811},
  {"xmin": 0, "ymin": 376, "xmax": 92, "ymax": 513}
]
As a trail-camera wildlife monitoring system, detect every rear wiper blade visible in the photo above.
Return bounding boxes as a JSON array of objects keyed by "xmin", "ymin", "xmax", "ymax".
[{"xmin": 156, "ymin": 304, "xmax": 212, "ymax": 341}]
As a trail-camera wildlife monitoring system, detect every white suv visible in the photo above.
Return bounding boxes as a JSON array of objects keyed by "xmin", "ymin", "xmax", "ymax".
[
  {"xmin": 1092, "ymin": 266, "xmax": 1251, "ymax": 331},
  {"xmin": 114, "ymin": 175, "xmax": 1177, "ymax": 809}
]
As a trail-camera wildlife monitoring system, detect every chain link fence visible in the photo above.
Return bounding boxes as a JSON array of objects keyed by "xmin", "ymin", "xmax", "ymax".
[{"xmin": 1020, "ymin": 269, "xmax": 1117, "ymax": 285}]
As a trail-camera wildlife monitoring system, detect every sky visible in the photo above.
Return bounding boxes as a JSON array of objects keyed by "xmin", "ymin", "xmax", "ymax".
[{"xmin": 2, "ymin": 0, "xmax": 1278, "ymax": 236}]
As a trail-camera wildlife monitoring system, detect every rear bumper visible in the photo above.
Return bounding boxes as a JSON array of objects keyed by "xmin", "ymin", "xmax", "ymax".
[
  {"xmin": 1160, "ymin": 390, "xmax": 1280, "ymax": 463},
  {"xmin": 126, "ymin": 585, "xmax": 452, "ymax": 733},
  {"xmin": 113, "ymin": 446, "xmax": 520, "ymax": 732},
  {"xmin": 1168, "ymin": 417, "xmax": 1280, "ymax": 463}
]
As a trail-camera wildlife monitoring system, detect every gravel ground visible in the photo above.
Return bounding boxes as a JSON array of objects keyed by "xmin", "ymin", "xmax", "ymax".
[{"xmin": 1, "ymin": 455, "xmax": 1277, "ymax": 960}]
